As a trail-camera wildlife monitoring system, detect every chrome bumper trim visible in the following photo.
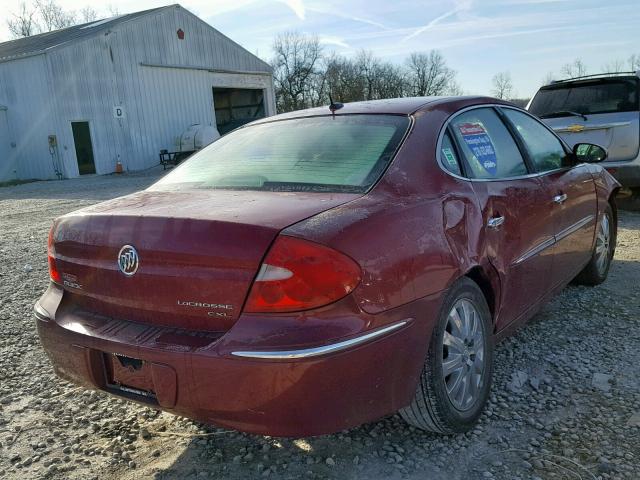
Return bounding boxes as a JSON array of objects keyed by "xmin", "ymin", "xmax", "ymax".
[
  {"xmin": 231, "ymin": 320, "xmax": 409, "ymax": 359},
  {"xmin": 34, "ymin": 302, "xmax": 51, "ymax": 321}
]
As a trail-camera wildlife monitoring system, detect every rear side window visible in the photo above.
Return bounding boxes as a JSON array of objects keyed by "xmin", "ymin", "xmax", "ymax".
[
  {"xmin": 440, "ymin": 132, "xmax": 462, "ymax": 175},
  {"xmin": 151, "ymin": 115, "xmax": 410, "ymax": 193},
  {"xmin": 529, "ymin": 78, "xmax": 639, "ymax": 116},
  {"xmin": 450, "ymin": 108, "xmax": 528, "ymax": 179},
  {"xmin": 502, "ymin": 109, "xmax": 570, "ymax": 172}
]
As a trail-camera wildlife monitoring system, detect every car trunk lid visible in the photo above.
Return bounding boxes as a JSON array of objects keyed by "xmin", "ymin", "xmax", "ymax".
[{"xmin": 52, "ymin": 189, "xmax": 358, "ymax": 332}]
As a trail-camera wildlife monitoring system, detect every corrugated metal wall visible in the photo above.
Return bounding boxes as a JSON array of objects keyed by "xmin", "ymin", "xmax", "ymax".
[
  {"xmin": 0, "ymin": 5, "xmax": 275, "ymax": 180},
  {"xmin": 0, "ymin": 55, "xmax": 57, "ymax": 181}
]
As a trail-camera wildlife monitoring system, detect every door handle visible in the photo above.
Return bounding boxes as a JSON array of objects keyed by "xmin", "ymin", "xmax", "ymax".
[
  {"xmin": 487, "ymin": 216, "xmax": 505, "ymax": 229},
  {"xmin": 553, "ymin": 193, "xmax": 568, "ymax": 204}
]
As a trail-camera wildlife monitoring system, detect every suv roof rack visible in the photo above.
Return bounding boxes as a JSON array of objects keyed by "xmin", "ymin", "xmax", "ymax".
[{"xmin": 550, "ymin": 71, "xmax": 640, "ymax": 85}]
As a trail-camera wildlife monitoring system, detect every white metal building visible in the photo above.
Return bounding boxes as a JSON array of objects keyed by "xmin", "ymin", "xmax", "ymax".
[{"xmin": 0, "ymin": 4, "xmax": 276, "ymax": 181}]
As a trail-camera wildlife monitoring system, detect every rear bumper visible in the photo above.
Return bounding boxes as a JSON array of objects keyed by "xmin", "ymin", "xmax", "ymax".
[{"xmin": 35, "ymin": 286, "xmax": 441, "ymax": 437}]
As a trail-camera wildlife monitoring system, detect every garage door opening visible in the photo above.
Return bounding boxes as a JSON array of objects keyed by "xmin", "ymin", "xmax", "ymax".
[
  {"xmin": 213, "ymin": 88, "xmax": 265, "ymax": 135},
  {"xmin": 71, "ymin": 121, "xmax": 96, "ymax": 175}
]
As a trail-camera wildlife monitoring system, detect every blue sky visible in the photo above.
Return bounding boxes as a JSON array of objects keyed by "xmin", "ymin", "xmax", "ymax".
[{"xmin": 3, "ymin": 0, "xmax": 640, "ymax": 98}]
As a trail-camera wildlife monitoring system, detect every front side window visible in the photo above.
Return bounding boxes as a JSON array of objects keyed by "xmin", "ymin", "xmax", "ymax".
[
  {"xmin": 151, "ymin": 115, "xmax": 410, "ymax": 193},
  {"xmin": 529, "ymin": 78, "xmax": 639, "ymax": 117},
  {"xmin": 450, "ymin": 108, "xmax": 528, "ymax": 179},
  {"xmin": 502, "ymin": 109, "xmax": 570, "ymax": 172}
]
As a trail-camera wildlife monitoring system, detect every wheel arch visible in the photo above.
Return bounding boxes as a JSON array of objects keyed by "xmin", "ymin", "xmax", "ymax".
[
  {"xmin": 464, "ymin": 264, "xmax": 500, "ymax": 328},
  {"xmin": 608, "ymin": 188, "xmax": 619, "ymax": 227},
  {"xmin": 608, "ymin": 189, "xmax": 619, "ymax": 254}
]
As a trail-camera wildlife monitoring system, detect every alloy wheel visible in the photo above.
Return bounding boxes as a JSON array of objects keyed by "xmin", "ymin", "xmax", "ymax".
[
  {"xmin": 595, "ymin": 213, "xmax": 611, "ymax": 275},
  {"xmin": 442, "ymin": 298, "xmax": 485, "ymax": 411}
]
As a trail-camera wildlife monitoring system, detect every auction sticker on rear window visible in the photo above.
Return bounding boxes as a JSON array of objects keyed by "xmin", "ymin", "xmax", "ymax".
[{"xmin": 458, "ymin": 123, "xmax": 497, "ymax": 176}]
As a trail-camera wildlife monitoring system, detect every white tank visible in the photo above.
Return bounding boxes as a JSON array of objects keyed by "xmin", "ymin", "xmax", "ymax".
[{"xmin": 179, "ymin": 124, "xmax": 220, "ymax": 152}]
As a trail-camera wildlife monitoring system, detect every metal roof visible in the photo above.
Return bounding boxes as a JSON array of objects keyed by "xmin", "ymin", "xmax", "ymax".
[{"xmin": 0, "ymin": 5, "xmax": 175, "ymax": 62}]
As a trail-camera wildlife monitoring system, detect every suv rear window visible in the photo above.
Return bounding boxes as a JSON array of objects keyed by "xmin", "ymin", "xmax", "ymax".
[
  {"xmin": 152, "ymin": 115, "xmax": 410, "ymax": 193},
  {"xmin": 529, "ymin": 78, "xmax": 639, "ymax": 117}
]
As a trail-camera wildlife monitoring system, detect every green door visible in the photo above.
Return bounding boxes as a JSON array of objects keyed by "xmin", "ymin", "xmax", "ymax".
[{"xmin": 71, "ymin": 122, "xmax": 96, "ymax": 175}]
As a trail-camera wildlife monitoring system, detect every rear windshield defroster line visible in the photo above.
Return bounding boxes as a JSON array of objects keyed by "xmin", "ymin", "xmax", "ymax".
[{"xmin": 150, "ymin": 114, "xmax": 411, "ymax": 194}]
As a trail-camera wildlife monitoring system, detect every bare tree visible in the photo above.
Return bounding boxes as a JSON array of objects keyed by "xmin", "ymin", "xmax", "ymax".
[
  {"xmin": 629, "ymin": 54, "xmax": 640, "ymax": 71},
  {"xmin": 323, "ymin": 54, "xmax": 364, "ymax": 103},
  {"xmin": 372, "ymin": 62, "xmax": 406, "ymax": 99},
  {"xmin": 603, "ymin": 59, "xmax": 626, "ymax": 73},
  {"xmin": 446, "ymin": 81, "xmax": 464, "ymax": 96},
  {"xmin": 270, "ymin": 32, "xmax": 464, "ymax": 112},
  {"xmin": 271, "ymin": 32, "xmax": 324, "ymax": 112},
  {"xmin": 6, "ymin": 2, "xmax": 117, "ymax": 38},
  {"xmin": 355, "ymin": 50, "xmax": 384, "ymax": 100},
  {"xmin": 561, "ymin": 59, "xmax": 588, "ymax": 79},
  {"xmin": 106, "ymin": 5, "xmax": 121, "ymax": 16},
  {"xmin": 80, "ymin": 6, "xmax": 98, "ymax": 23},
  {"xmin": 406, "ymin": 51, "xmax": 455, "ymax": 96},
  {"xmin": 35, "ymin": 0, "xmax": 77, "ymax": 31},
  {"xmin": 491, "ymin": 71, "xmax": 513, "ymax": 100},
  {"xmin": 7, "ymin": 2, "xmax": 39, "ymax": 37},
  {"xmin": 541, "ymin": 71, "xmax": 556, "ymax": 86}
]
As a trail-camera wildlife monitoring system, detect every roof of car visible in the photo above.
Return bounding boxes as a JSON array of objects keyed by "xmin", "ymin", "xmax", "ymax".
[
  {"xmin": 544, "ymin": 71, "xmax": 640, "ymax": 88},
  {"xmin": 256, "ymin": 96, "xmax": 503, "ymax": 123}
]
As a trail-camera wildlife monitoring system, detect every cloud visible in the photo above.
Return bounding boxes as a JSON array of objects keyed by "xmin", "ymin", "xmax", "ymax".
[
  {"xmin": 279, "ymin": 0, "xmax": 306, "ymax": 20},
  {"xmin": 318, "ymin": 35, "xmax": 350, "ymax": 49},
  {"xmin": 306, "ymin": 5, "xmax": 390, "ymax": 30},
  {"xmin": 403, "ymin": 0, "xmax": 473, "ymax": 41}
]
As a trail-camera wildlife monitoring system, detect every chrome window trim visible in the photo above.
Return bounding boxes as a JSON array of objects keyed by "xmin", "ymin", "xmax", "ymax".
[
  {"xmin": 231, "ymin": 320, "xmax": 409, "ymax": 359},
  {"xmin": 435, "ymin": 104, "xmax": 580, "ymax": 183}
]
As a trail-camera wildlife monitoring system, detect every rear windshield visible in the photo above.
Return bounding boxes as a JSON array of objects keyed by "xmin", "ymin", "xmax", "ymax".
[
  {"xmin": 151, "ymin": 115, "xmax": 410, "ymax": 193},
  {"xmin": 529, "ymin": 78, "xmax": 639, "ymax": 116}
]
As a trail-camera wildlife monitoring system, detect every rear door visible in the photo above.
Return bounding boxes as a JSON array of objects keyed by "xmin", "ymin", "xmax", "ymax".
[
  {"xmin": 529, "ymin": 77, "xmax": 640, "ymax": 163},
  {"xmin": 501, "ymin": 108, "xmax": 597, "ymax": 288},
  {"xmin": 448, "ymin": 107, "xmax": 555, "ymax": 330}
]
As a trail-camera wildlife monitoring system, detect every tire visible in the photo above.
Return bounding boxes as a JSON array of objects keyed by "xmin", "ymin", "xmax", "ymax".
[
  {"xmin": 574, "ymin": 204, "xmax": 615, "ymax": 286},
  {"xmin": 399, "ymin": 277, "xmax": 493, "ymax": 434}
]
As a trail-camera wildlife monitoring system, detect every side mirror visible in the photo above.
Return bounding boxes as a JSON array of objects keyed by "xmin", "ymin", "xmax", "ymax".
[{"xmin": 573, "ymin": 143, "xmax": 607, "ymax": 163}]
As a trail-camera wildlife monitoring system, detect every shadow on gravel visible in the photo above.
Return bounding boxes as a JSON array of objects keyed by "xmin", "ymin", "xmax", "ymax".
[
  {"xmin": 0, "ymin": 170, "xmax": 164, "ymax": 201},
  {"xmin": 142, "ymin": 417, "xmax": 465, "ymax": 480}
]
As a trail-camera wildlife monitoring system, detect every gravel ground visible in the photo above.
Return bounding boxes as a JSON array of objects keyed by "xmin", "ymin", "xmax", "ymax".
[{"xmin": 1, "ymin": 171, "xmax": 639, "ymax": 480}]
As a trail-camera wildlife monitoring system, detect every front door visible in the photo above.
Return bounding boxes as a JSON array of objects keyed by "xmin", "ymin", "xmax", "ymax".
[
  {"xmin": 542, "ymin": 166, "xmax": 597, "ymax": 286},
  {"xmin": 499, "ymin": 108, "xmax": 598, "ymax": 289},
  {"xmin": 71, "ymin": 121, "xmax": 96, "ymax": 175},
  {"xmin": 449, "ymin": 107, "xmax": 555, "ymax": 330}
]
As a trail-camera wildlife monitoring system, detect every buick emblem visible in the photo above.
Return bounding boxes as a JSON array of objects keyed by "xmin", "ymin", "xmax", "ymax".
[{"xmin": 118, "ymin": 245, "xmax": 139, "ymax": 276}]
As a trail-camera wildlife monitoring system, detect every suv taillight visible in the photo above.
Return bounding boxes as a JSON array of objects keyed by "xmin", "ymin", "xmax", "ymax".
[
  {"xmin": 244, "ymin": 236, "xmax": 361, "ymax": 313},
  {"xmin": 48, "ymin": 226, "xmax": 61, "ymax": 284}
]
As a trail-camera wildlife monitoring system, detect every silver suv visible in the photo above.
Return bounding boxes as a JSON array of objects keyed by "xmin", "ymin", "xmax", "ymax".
[{"xmin": 528, "ymin": 71, "xmax": 640, "ymax": 190}]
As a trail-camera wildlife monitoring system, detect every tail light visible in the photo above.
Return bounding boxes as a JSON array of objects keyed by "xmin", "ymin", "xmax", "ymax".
[
  {"xmin": 48, "ymin": 226, "xmax": 61, "ymax": 284},
  {"xmin": 244, "ymin": 236, "xmax": 361, "ymax": 313}
]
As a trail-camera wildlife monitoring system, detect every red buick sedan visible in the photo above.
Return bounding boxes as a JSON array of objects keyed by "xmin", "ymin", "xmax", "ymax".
[{"xmin": 36, "ymin": 97, "xmax": 619, "ymax": 437}]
